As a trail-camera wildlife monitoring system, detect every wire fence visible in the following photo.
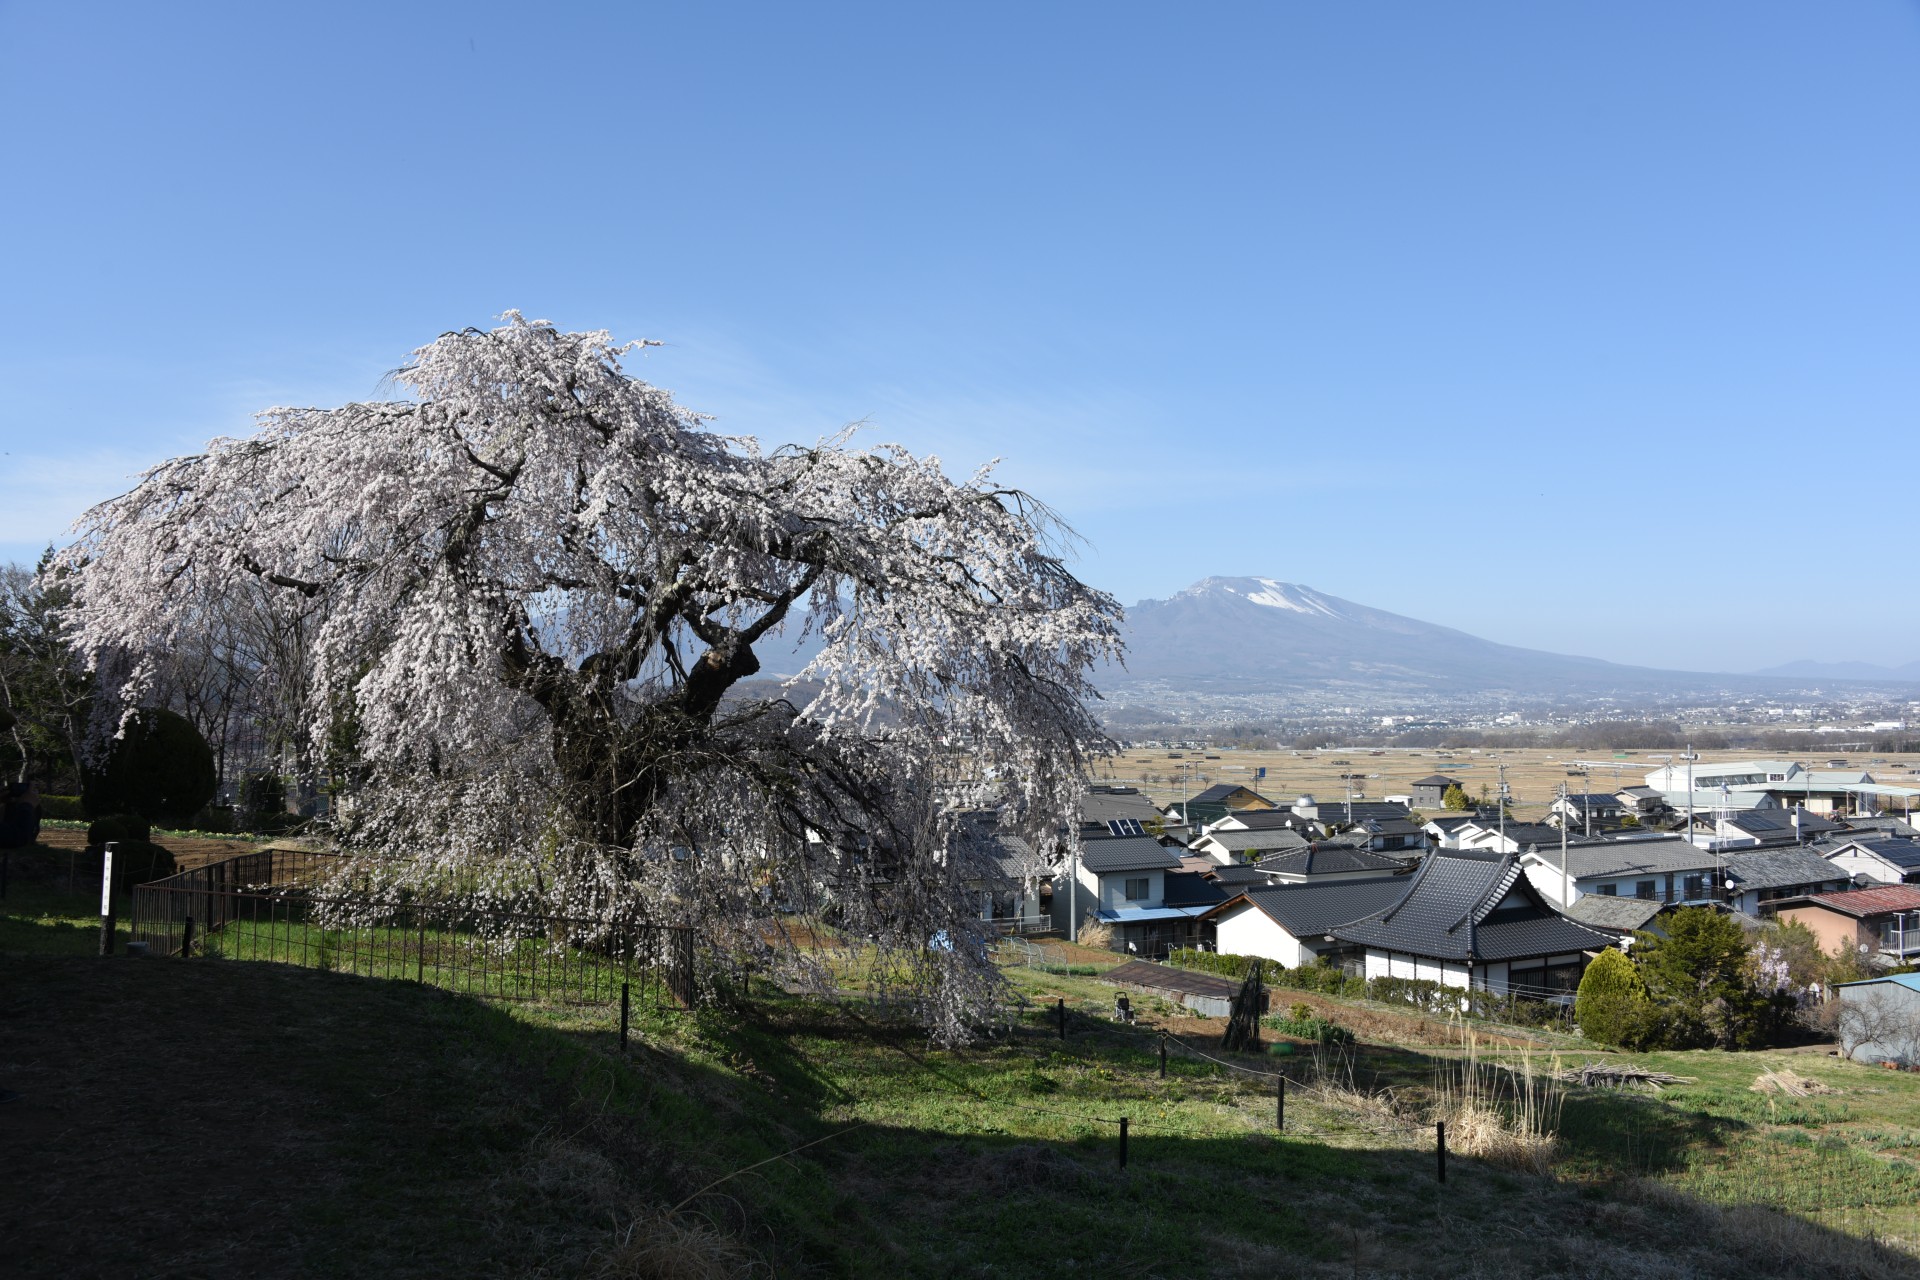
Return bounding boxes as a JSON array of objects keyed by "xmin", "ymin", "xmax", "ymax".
[{"xmin": 127, "ymin": 847, "xmax": 698, "ymax": 1009}]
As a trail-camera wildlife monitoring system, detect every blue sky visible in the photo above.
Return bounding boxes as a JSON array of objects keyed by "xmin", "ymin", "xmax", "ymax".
[{"xmin": 2, "ymin": 3, "xmax": 1916, "ymax": 673}]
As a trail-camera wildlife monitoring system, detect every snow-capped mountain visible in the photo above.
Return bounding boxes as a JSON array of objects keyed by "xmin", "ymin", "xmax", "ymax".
[{"xmin": 1109, "ymin": 576, "xmax": 1683, "ymax": 695}]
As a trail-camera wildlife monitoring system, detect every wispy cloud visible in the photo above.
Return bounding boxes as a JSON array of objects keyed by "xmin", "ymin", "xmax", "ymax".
[{"xmin": 0, "ymin": 449, "xmax": 154, "ymax": 560}]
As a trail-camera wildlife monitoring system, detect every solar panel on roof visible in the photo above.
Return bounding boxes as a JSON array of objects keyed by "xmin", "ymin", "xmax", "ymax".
[{"xmin": 1106, "ymin": 818, "xmax": 1144, "ymax": 836}]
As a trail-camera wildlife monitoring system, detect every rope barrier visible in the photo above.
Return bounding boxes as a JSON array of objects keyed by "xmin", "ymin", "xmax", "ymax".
[{"xmin": 670, "ymin": 1120, "xmax": 873, "ymax": 1213}]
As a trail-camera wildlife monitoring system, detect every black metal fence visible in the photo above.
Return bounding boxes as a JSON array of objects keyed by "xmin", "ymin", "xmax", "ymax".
[{"xmin": 128, "ymin": 847, "xmax": 696, "ymax": 1009}]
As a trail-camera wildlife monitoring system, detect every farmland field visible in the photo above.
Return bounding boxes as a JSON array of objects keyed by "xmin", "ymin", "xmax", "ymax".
[{"xmin": 1098, "ymin": 746, "xmax": 1920, "ymax": 824}]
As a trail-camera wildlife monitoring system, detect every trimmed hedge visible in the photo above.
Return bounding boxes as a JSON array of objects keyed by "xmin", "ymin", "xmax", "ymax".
[
  {"xmin": 39, "ymin": 794, "xmax": 84, "ymax": 820},
  {"xmin": 1164, "ymin": 949, "xmax": 1572, "ymax": 1029}
]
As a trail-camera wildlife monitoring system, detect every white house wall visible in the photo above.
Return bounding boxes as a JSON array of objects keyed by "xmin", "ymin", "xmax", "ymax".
[{"xmin": 1213, "ymin": 904, "xmax": 1315, "ymax": 966}]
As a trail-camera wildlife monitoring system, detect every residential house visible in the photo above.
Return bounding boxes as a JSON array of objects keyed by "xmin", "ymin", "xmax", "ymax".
[
  {"xmin": 1188, "ymin": 826, "xmax": 1312, "ymax": 866},
  {"xmin": 1709, "ymin": 807, "xmax": 1841, "ymax": 848},
  {"xmin": 1773, "ymin": 886, "xmax": 1920, "ymax": 968},
  {"xmin": 1519, "ymin": 837, "xmax": 1725, "ymax": 909},
  {"xmin": 1458, "ymin": 822, "xmax": 1566, "ymax": 855},
  {"xmin": 1561, "ymin": 894, "xmax": 1668, "ymax": 940},
  {"xmin": 1423, "ymin": 814, "xmax": 1484, "ymax": 849},
  {"xmin": 1351, "ymin": 816, "xmax": 1430, "ymax": 854},
  {"xmin": 1080, "ymin": 785, "xmax": 1170, "ymax": 842},
  {"xmin": 1548, "ymin": 793, "xmax": 1627, "ymax": 831},
  {"xmin": 1821, "ymin": 836, "xmax": 1920, "ymax": 887},
  {"xmin": 1053, "ymin": 836, "xmax": 1223, "ymax": 956},
  {"xmin": 1614, "ymin": 786, "xmax": 1671, "ymax": 820},
  {"xmin": 1410, "ymin": 775, "xmax": 1462, "ymax": 808},
  {"xmin": 1288, "ymin": 795, "xmax": 1415, "ymax": 836},
  {"xmin": 1169, "ymin": 783, "xmax": 1278, "ymax": 828},
  {"xmin": 1720, "ymin": 848, "xmax": 1853, "ymax": 914},
  {"xmin": 1321, "ymin": 848, "xmax": 1615, "ymax": 997},
  {"xmin": 1235, "ymin": 843, "xmax": 1414, "ymax": 884},
  {"xmin": 1200, "ymin": 878, "xmax": 1410, "ymax": 968}
]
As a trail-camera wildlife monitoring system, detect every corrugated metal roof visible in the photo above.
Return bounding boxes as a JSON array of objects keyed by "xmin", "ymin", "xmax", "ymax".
[
  {"xmin": 1836, "ymin": 972, "xmax": 1920, "ymax": 993},
  {"xmin": 1095, "ymin": 904, "xmax": 1214, "ymax": 923}
]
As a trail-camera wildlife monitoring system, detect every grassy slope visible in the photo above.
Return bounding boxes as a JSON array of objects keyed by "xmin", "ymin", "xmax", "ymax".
[{"xmin": 7, "ymin": 878, "xmax": 1920, "ymax": 1277}]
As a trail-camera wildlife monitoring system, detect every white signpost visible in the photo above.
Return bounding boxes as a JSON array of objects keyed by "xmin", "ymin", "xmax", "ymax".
[{"xmin": 98, "ymin": 841, "xmax": 116, "ymax": 956}]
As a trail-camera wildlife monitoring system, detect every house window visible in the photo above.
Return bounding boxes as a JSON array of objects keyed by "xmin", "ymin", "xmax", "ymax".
[
  {"xmin": 1598, "ymin": 884, "xmax": 1618, "ymax": 897},
  {"xmin": 1124, "ymin": 877, "xmax": 1149, "ymax": 901},
  {"xmin": 1683, "ymin": 874, "xmax": 1707, "ymax": 900},
  {"xmin": 1635, "ymin": 880, "xmax": 1657, "ymax": 901}
]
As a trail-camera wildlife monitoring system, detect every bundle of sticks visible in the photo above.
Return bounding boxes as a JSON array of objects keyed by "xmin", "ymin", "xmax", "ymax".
[{"xmin": 1553, "ymin": 1061, "xmax": 1696, "ymax": 1090}]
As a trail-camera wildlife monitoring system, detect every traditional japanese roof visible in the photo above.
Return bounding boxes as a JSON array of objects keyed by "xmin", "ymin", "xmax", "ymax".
[
  {"xmin": 1563, "ymin": 895, "xmax": 1667, "ymax": 934},
  {"xmin": 1360, "ymin": 817, "xmax": 1424, "ymax": 837},
  {"xmin": 1203, "ymin": 878, "xmax": 1409, "ymax": 936},
  {"xmin": 1840, "ymin": 816, "xmax": 1920, "ymax": 839},
  {"xmin": 1330, "ymin": 848, "xmax": 1613, "ymax": 962},
  {"xmin": 1794, "ymin": 885, "xmax": 1920, "ymax": 918},
  {"xmin": 1078, "ymin": 837, "xmax": 1183, "ymax": 875},
  {"xmin": 1254, "ymin": 845, "xmax": 1413, "ymax": 877}
]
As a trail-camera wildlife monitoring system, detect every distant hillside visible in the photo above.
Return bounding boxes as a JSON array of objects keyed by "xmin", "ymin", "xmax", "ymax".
[
  {"xmin": 1107, "ymin": 576, "xmax": 1720, "ymax": 697},
  {"xmin": 1752, "ymin": 658, "xmax": 1920, "ymax": 681}
]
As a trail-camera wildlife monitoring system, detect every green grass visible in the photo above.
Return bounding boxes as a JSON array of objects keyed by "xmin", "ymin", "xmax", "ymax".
[{"xmin": 10, "ymin": 883, "xmax": 1920, "ymax": 1275}]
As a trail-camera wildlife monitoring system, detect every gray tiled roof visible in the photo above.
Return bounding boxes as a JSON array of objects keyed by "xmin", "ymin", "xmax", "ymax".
[
  {"xmin": 1724, "ymin": 848, "xmax": 1850, "ymax": 892},
  {"xmin": 1200, "ymin": 828, "xmax": 1312, "ymax": 854},
  {"xmin": 1192, "ymin": 783, "xmax": 1274, "ymax": 807},
  {"xmin": 1527, "ymin": 838, "xmax": 1721, "ymax": 881},
  {"xmin": 1256, "ymin": 845, "xmax": 1412, "ymax": 877},
  {"xmin": 1332, "ymin": 849, "xmax": 1612, "ymax": 962},
  {"xmin": 1078, "ymin": 836, "xmax": 1183, "ymax": 874},
  {"xmin": 1081, "ymin": 789, "xmax": 1166, "ymax": 826},
  {"xmin": 1564, "ymin": 895, "xmax": 1667, "ymax": 933},
  {"xmin": 1215, "ymin": 879, "xmax": 1409, "ymax": 935}
]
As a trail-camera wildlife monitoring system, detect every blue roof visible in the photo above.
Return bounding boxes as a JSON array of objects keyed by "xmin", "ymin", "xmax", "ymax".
[
  {"xmin": 1095, "ymin": 905, "xmax": 1213, "ymax": 923},
  {"xmin": 1835, "ymin": 972, "xmax": 1920, "ymax": 993}
]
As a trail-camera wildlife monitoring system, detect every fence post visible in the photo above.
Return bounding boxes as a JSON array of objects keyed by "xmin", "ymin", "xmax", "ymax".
[
  {"xmin": 1159, "ymin": 1032, "xmax": 1167, "ymax": 1079},
  {"xmin": 1057, "ymin": 997, "xmax": 1066, "ymax": 1040},
  {"xmin": 1436, "ymin": 1121, "xmax": 1447, "ymax": 1183},
  {"xmin": 182, "ymin": 915, "xmax": 195, "ymax": 959},
  {"xmin": 620, "ymin": 981, "xmax": 631, "ymax": 1055},
  {"xmin": 1118, "ymin": 1117, "xmax": 1129, "ymax": 1169},
  {"xmin": 1277, "ymin": 1074, "xmax": 1285, "ymax": 1132},
  {"xmin": 416, "ymin": 923, "xmax": 426, "ymax": 984},
  {"xmin": 99, "ymin": 842, "xmax": 117, "ymax": 956}
]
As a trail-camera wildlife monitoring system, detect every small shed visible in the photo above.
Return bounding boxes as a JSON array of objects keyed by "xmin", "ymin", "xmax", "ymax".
[{"xmin": 1833, "ymin": 972, "xmax": 1920, "ymax": 1066}]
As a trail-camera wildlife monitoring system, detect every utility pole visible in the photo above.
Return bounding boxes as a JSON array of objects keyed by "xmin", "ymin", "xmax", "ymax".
[
  {"xmin": 1559, "ymin": 781, "xmax": 1571, "ymax": 910},
  {"xmin": 1497, "ymin": 762, "xmax": 1509, "ymax": 851},
  {"xmin": 1582, "ymin": 765, "xmax": 1593, "ymax": 839},
  {"xmin": 1681, "ymin": 744, "xmax": 1698, "ymax": 846}
]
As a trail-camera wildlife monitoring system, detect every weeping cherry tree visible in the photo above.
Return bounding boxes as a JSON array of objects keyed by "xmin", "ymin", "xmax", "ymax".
[{"xmin": 56, "ymin": 315, "xmax": 1122, "ymax": 1038}]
